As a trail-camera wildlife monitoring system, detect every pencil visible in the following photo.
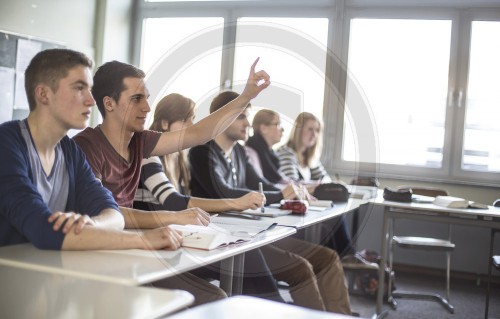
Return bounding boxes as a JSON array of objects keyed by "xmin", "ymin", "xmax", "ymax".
[{"xmin": 259, "ymin": 182, "xmax": 265, "ymax": 213}]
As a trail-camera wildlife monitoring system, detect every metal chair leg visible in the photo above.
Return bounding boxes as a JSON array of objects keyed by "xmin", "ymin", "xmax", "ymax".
[
  {"xmin": 485, "ymin": 229, "xmax": 496, "ymax": 319},
  {"xmin": 387, "ymin": 219, "xmax": 397, "ymax": 309},
  {"xmin": 446, "ymin": 250, "xmax": 451, "ymax": 302}
]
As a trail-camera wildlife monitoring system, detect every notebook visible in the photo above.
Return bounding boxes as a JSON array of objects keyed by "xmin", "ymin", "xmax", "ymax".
[{"xmin": 237, "ymin": 207, "xmax": 293, "ymax": 218}]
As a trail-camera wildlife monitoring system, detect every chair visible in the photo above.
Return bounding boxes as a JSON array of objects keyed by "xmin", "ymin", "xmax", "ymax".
[
  {"xmin": 387, "ymin": 186, "xmax": 455, "ymax": 313},
  {"xmin": 484, "ymin": 199, "xmax": 500, "ymax": 319}
]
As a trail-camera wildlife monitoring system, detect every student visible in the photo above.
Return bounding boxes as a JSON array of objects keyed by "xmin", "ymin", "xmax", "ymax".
[
  {"xmin": 132, "ymin": 92, "xmax": 284, "ymax": 302},
  {"xmin": 72, "ymin": 59, "xmax": 281, "ymax": 303},
  {"xmin": 189, "ymin": 91, "xmax": 353, "ymax": 314},
  {"xmin": 0, "ymin": 48, "xmax": 181, "ymax": 251},
  {"xmin": 73, "ymin": 58, "xmax": 269, "ymax": 224},
  {"xmin": 245, "ymin": 109, "xmax": 289, "ymax": 185},
  {"xmin": 276, "ymin": 112, "xmax": 355, "ymax": 257},
  {"xmin": 134, "ymin": 93, "xmax": 264, "ymax": 212}
]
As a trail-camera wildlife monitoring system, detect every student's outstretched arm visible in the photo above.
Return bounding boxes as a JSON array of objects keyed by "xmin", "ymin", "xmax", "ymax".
[
  {"xmin": 150, "ymin": 58, "xmax": 270, "ymax": 157},
  {"xmin": 119, "ymin": 206, "xmax": 211, "ymax": 229},
  {"xmin": 60, "ymin": 225, "xmax": 183, "ymax": 251}
]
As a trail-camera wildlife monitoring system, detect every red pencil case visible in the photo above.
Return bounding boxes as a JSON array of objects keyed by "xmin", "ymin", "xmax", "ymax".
[{"xmin": 280, "ymin": 200, "xmax": 309, "ymax": 214}]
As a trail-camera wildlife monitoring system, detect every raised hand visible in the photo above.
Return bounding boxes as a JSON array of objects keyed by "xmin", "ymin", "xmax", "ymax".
[
  {"xmin": 240, "ymin": 58, "xmax": 271, "ymax": 100},
  {"xmin": 140, "ymin": 226, "xmax": 183, "ymax": 250},
  {"xmin": 48, "ymin": 211, "xmax": 96, "ymax": 235}
]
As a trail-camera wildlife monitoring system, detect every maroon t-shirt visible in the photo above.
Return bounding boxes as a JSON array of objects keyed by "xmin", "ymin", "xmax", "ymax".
[{"xmin": 73, "ymin": 126, "xmax": 161, "ymax": 208}]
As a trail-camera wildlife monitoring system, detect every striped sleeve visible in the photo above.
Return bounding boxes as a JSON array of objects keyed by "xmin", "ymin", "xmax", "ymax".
[
  {"xmin": 136, "ymin": 157, "xmax": 190, "ymax": 210},
  {"xmin": 277, "ymin": 146, "xmax": 301, "ymax": 182},
  {"xmin": 310, "ymin": 160, "xmax": 331, "ymax": 182}
]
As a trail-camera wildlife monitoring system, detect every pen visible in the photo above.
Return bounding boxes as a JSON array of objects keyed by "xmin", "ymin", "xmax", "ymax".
[{"xmin": 259, "ymin": 182, "xmax": 265, "ymax": 213}]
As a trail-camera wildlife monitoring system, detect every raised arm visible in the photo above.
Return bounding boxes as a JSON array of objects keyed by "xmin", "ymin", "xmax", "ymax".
[{"xmin": 150, "ymin": 58, "xmax": 270, "ymax": 156}]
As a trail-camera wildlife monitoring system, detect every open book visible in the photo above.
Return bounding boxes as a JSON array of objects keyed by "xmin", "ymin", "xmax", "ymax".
[
  {"xmin": 170, "ymin": 223, "xmax": 277, "ymax": 250},
  {"xmin": 433, "ymin": 195, "xmax": 488, "ymax": 209},
  {"xmin": 169, "ymin": 224, "xmax": 249, "ymax": 250}
]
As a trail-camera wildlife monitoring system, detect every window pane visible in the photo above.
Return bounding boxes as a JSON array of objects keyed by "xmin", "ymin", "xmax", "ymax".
[
  {"xmin": 345, "ymin": 19, "xmax": 451, "ymax": 167},
  {"xmin": 463, "ymin": 21, "xmax": 500, "ymax": 173},
  {"xmin": 233, "ymin": 17, "xmax": 329, "ymax": 134},
  {"xmin": 141, "ymin": 17, "xmax": 223, "ymax": 103}
]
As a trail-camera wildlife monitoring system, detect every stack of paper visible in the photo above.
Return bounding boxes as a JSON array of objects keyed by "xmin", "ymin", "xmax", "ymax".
[{"xmin": 433, "ymin": 196, "xmax": 488, "ymax": 209}]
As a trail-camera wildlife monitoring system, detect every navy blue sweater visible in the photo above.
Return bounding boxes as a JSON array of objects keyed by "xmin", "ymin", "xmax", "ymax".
[{"xmin": 0, "ymin": 121, "xmax": 118, "ymax": 249}]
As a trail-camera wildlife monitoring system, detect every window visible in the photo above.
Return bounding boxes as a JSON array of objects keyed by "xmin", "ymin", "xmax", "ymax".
[
  {"xmin": 233, "ymin": 17, "xmax": 329, "ymax": 138},
  {"xmin": 344, "ymin": 18, "xmax": 452, "ymax": 168},
  {"xmin": 330, "ymin": 8, "xmax": 500, "ymax": 186},
  {"xmin": 463, "ymin": 21, "xmax": 500, "ymax": 173},
  {"xmin": 134, "ymin": 2, "xmax": 500, "ymax": 186},
  {"xmin": 140, "ymin": 17, "xmax": 224, "ymax": 105}
]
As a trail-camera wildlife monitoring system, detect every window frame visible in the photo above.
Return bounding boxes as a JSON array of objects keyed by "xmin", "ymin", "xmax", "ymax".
[
  {"xmin": 132, "ymin": 0, "xmax": 500, "ymax": 187},
  {"xmin": 326, "ymin": 6, "xmax": 500, "ymax": 187}
]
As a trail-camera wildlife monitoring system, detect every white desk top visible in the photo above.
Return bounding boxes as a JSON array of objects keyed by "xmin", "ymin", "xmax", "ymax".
[
  {"xmin": 165, "ymin": 295, "xmax": 359, "ymax": 319},
  {"xmin": 0, "ymin": 226, "xmax": 295, "ymax": 286},
  {"xmin": 213, "ymin": 198, "xmax": 367, "ymax": 230},
  {"xmin": 0, "ymin": 264, "xmax": 193, "ymax": 319},
  {"xmin": 370, "ymin": 196, "xmax": 500, "ymax": 221}
]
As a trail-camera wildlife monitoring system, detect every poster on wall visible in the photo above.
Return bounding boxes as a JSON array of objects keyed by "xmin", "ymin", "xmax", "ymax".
[{"xmin": 14, "ymin": 39, "xmax": 42, "ymax": 110}]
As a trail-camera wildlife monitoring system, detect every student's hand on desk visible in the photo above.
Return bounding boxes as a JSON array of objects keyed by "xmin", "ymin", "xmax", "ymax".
[
  {"xmin": 281, "ymin": 183, "xmax": 316, "ymax": 202},
  {"xmin": 170, "ymin": 208, "xmax": 211, "ymax": 226},
  {"xmin": 141, "ymin": 227, "xmax": 183, "ymax": 250},
  {"xmin": 240, "ymin": 58, "xmax": 271, "ymax": 101},
  {"xmin": 48, "ymin": 211, "xmax": 96, "ymax": 235},
  {"xmin": 238, "ymin": 191, "xmax": 266, "ymax": 210}
]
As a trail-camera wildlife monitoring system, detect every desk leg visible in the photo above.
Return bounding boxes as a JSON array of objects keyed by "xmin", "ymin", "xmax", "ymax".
[
  {"xmin": 377, "ymin": 208, "xmax": 390, "ymax": 315},
  {"xmin": 232, "ymin": 253, "xmax": 245, "ymax": 295},
  {"xmin": 304, "ymin": 223, "xmax": 322, "ymax": 244},
  {"xmin": 220, "ymin": 257, "xmax": 234, "ymax": 296}
]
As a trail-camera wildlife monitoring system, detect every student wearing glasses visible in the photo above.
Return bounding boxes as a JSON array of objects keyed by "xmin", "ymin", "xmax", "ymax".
[{"xmin": 189, "ymin": 92, "xmax": 352, "ymax": 314}]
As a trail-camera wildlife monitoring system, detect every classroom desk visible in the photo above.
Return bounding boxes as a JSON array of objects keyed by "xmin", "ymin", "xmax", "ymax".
[
  {"xmin": 213, "ymin": 198, "xmax": 368, "ymax": 244},
  {"xmin": 0, "ymin": 225, "xmax": 295, "ymax": 293},
  {"xmin": 369, "ymin": 198, "xmax": 500, "ymax": 316},
  {"xmin": 0, "ymin": 264, "xmax": 193, "ymax": 319},
  {"xmin": 165, "ymin": 295, "xmax": 360, "ymax": 319}
]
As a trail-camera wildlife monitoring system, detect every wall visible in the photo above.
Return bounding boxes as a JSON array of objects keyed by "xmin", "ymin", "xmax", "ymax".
[
  {"xmin": 0, "ymin": 0, "xmax": 134, "ymax": 128},
  {"xmin": 0, "ymin": 0, "xmax": 96, "ymax": 57}
]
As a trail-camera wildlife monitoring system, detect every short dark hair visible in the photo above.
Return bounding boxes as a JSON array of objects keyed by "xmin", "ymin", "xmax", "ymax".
[
  {"xmin": 24, "ymin": 48, "xmax": 93, "ymax": 111},
  {"xmin": 209, "ymin": 90, "xmax": 250, "ymax": 114},
  {"xmin": 92, "ymin": 61, "xmax": 145, "ymax": 118}
]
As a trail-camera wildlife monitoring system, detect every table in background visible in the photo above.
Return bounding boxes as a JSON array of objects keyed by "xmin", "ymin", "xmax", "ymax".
[
  {"xmin": 369, "ymin": 198, "xmax": 500, "ymax": 316},
  {"xmin": 165, "ymin": 295, "xmax": 360, "ymax": 319},
  {"xmin": 0, "ymin": 264, "xmax": 193, "ymax": 319}
]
